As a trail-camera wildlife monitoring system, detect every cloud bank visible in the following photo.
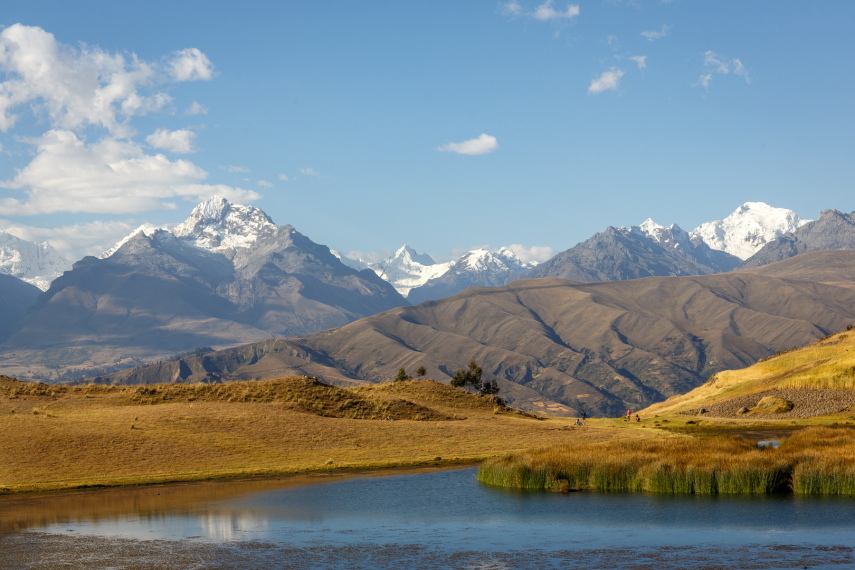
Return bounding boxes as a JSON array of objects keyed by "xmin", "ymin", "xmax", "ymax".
[
  {"xmin": 0, "ymin": 130, "xmax": 259, "ymax": 215},
  {"xmin": 0, "ymin": 23, "xmax": 249, "ymax": 217}
]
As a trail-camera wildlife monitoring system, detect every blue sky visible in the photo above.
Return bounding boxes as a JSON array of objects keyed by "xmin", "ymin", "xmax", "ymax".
[{"xmin": 0, "ymin": 1, "xmax": 852, "ymax": 263}]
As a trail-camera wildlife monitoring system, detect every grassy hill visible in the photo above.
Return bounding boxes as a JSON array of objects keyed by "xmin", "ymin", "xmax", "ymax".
[
  {"xmin": 0, "ymin": 375, "xmax": 645, "ymax": 494},
  {"xmin": 643, "ymin": 325, "xmax": 855, "ymax": 418}
]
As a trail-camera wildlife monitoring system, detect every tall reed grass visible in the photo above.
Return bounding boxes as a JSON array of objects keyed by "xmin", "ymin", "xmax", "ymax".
[{"xmin": 478, "ymin": 427, "xmax": 855, "ymax": 495}]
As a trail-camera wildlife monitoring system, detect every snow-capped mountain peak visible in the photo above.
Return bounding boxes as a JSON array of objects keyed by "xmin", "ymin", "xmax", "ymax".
[
  {"xmin": 637, "ymin": 218, "xmax": 664, "ymax": 236},
  {"xmin": 99, "ymin": 223, "xmax": 165, "ymax": 259},
  {"xmin": 391, "ymin": 244, "xmax": 437, "ymax": 266},
  {"xmin": 172, "ymin": 196, "xmax": 278, "ymax": 256},
  {"xmin": 369, "ymin": 245, "xmax": 451, "ymax": 296},
  {"xmin": 624, "ymin": 219, "xmax": 692, "ymax": 253},
  {"xmin": 691, "ymin": 202, "xmax": 810, "ymax": 260},
  {"xmin": 455, "ymin": 247, "xmax": 530, "ymax": 273},
  {"xmin": 0, "ymin": 231, "xmax": 70, "ymax": 290}
]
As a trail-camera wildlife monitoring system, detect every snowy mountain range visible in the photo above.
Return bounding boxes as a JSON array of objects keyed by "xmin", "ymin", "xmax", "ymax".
[
  {"xmin": 2, "ymin": 195, "xmax": 854, "ymax": 384},
  {"xmin": 0, "ymin": 199, "xmax": 828, "ymax": 298},
  {"xmin": 333, "ymin": 202, "xmax": 808, "ymax": 298},
  {"xmin": 335, "ymin": 244, "xmax": 535, "ymax": 299}
]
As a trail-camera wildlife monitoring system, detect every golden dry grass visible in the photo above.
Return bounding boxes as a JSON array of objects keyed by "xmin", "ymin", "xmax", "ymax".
[
  {"xmin": 644, "ymin": 328, "xmax": 855, "ymax": 416},
  {"xmin": 0, "ymin": 376, "xmax": 646, "ymax": 493}
]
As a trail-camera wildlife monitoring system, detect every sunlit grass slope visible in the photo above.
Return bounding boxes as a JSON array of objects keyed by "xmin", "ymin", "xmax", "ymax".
[
  {"xmin": 643, "ymin": 326, "xmax": 855, "ymax": 416},
  {"xmin": 0, "ymin": 376, "xmax": 642, "ymax": 493}
]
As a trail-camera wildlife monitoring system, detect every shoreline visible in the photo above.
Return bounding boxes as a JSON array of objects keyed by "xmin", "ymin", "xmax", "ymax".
[
  {"xmin": 0, "ymin": 463, "xmax": 480, "ymax": 537},
  {"xmin": 0, "ymin": 457, "xmax": 483, "ymax": 497}
]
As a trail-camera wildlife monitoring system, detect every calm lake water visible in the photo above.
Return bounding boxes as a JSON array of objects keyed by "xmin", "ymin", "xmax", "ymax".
[{"xmin": 3, "ymin": 466, "xmax": 855, "ymax": 569}]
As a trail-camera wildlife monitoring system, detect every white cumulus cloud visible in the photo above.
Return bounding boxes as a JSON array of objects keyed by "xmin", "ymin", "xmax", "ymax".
[
  {"xmin": 0, "ymin": 24, "xmax": 214, "ymax": 138},
  {"xmin": 0, "ymin": 24, "xmax": 234, "ymax": 218},
  {"xmin": 437, "ymin": 133, "xmax": 499, "ymax": 156},
  {"xmin": 146, "ymin": 128, "xmax": 196, "ymax": 153},
  {"xmin": 168, "ymin": 48, "xmax": 214, "ymax": 82},
  {"xmin": 0, "ymin": 130, "xmax": 258, "ymax": 215},
  {"xmin": 588, "ymin": 68, "xmax": 625, "ymax": 94}
]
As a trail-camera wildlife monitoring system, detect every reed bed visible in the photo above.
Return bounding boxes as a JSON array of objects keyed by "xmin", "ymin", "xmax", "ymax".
[{"xmin": 478, "ymin": 427, "xmax": 855, "ymax": 495}]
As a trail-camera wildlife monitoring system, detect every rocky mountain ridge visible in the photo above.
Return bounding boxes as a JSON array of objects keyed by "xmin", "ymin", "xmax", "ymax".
[
  {"xmin": 0, "ymin": 197, "xmax": 406, "ymax": 381},
  {"xmin": 336, "ymin": 202, "xmax": 811, "ymax": 299}
]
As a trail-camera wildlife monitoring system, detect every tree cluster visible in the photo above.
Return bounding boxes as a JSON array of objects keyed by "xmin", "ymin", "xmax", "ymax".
[
  {"xmin": 394, "ymin": 366, "xmax": 427, "ymax": 382},
  {"xmin": 450, "ymin": 360, "xmax": 499, "ymax": 395}
]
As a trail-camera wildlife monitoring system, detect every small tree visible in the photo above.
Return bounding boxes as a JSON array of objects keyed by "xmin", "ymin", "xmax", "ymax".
[
  {"xmin": 416, "ymin": 365, "xmax": 427, "ymax": 377},
  {"xmin": 451, "ymin": 360, "xmax": 494, "ymax": 394},
  {"xmin": 394, "ymin": 367, "xmax": 410, "ymax": 382},
  {"xmin": 481, "ymin": 378, "xmax": 500, "ymax": 395}
]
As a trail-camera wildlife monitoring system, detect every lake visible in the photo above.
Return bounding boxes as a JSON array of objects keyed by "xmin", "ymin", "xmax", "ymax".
[{"xmin": 2, "ymin": 466, "xmax": 855, "ymax": 569}]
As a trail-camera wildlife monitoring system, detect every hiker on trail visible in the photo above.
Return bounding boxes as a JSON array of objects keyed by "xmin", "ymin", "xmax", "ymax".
[{"xmin": 625, "ymin": 409, "xmax": 631, "ymax": 421}]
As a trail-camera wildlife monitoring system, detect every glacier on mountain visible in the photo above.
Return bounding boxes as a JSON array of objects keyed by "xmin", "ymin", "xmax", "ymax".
[
  {"xmin": 103, "ymin": 196, "xmax": 280, "ymax": 263},
  {"xmin": 691, "ymin": 202, "xmax": 809, "ymax": 260},
  {"xmin": 336, "ymin": 244, "xmax": 536, "ymax": 298},
  {"xmin": 363, "ymin": 245, "xmax": 452, "ymax": 297},
  {"xmin": 0, "ymin": 231, "xmax": 70, "ymax": 290},
  {"xmin": 173, "ymin": 196, "xmax": 279, "ymax": 257}
]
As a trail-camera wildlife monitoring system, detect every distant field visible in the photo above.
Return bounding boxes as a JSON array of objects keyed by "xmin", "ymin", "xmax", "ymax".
[{"xmin": 0, "ymin": 376, "xmax": 645, "ymax": 493}]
